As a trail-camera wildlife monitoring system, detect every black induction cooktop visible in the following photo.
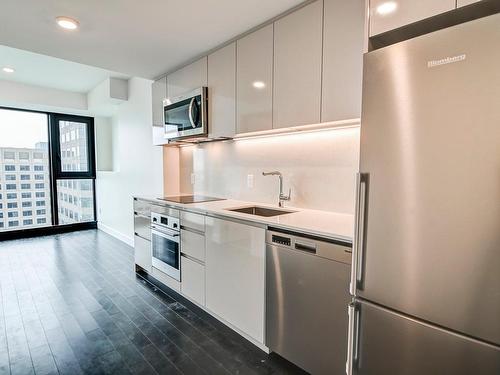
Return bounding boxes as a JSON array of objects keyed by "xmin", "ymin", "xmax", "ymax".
[{"xmin": 158, "ymin": 195, "xmax": 226, "ymax": 204}]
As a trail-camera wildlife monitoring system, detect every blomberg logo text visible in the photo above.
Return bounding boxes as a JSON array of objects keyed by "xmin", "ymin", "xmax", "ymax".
[{"xmin": 427, "ymin": 54, "xmax": 466, "ymax": 68}]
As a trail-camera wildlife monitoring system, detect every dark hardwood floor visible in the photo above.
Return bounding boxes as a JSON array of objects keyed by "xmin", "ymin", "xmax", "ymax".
[{"xmin": 0, "ymin": 229, "xmax": 306, "ymax": 375}]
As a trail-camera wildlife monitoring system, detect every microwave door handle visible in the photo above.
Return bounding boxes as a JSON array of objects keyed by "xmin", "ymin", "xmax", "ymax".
[{"xmin": 188, "ymin": 97, "xmax": 196, "ymax": 128}]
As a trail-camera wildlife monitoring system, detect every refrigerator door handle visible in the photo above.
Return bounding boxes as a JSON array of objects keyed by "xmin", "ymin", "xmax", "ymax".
[
  {"xmin": 351, "ymin": 173, "xmax": 368, "ymax": 295},
  {"xmin": 346, "ymin": 301, "xmax": 360, "ymax": 375}
]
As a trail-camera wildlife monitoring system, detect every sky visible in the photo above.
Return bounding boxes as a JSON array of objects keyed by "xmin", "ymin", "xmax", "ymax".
[{"xmin": 0, "ymin": 108, "xmax": 48, "ymax": 149}]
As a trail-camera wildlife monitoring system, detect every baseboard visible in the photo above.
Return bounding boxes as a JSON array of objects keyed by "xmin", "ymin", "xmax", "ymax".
[{"xmin": 98, "ymin": 222, "xmax": 134, "ymax": 247}]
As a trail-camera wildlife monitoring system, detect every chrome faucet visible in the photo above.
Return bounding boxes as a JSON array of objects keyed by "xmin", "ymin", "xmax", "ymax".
[{"xmin": 262, "ymin": 171, "xmax": 291, "ymax": 208}]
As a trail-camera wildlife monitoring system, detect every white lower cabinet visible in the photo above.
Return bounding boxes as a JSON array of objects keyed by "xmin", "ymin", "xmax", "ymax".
[
  {"xmin": 181, "ymin": 256, "xmax": 205, "ymax": 306},
  {"xmin": 205, "ymin": 217, "xmax": 265, "ymax": 343},
  {"xmin": 134, "ymin": 235, "xmax": 152, "ymax": 272}
]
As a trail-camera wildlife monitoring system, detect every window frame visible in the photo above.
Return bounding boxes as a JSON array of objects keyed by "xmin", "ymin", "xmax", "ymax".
[
  {"xmin": 49, "ymin": 114, "xmax": 96, "ymax": 226},
  {"xmin": 0, "ymin": 106, "xmax": 97, "ymax": 239},
  {"xmin": 50, "ymin": 114, "xmax": 96, "ymax": 179}
]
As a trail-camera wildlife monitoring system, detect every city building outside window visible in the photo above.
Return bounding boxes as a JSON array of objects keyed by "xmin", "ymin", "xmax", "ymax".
[
  {"xmin": 19, "ymin": 152, "xmax": 30, "ymax": 160},
  {"xmin": 20, "ymin": 165, "xmax": 30, "ymax": 171}
]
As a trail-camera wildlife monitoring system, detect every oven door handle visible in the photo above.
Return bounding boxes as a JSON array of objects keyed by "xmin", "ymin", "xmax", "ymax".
[{"xmin": 151, "ymin": 227, "xmax": 180, "ymax": 242}]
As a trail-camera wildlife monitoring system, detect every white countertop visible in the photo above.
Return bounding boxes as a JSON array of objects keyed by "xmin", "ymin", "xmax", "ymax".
[{"xmin": 135, "ymin": 196, "xmax": 354, "ymax": 243}]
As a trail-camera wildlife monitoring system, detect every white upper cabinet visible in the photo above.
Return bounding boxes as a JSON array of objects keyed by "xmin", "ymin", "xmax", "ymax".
[
  {"xmin": 152, "ymin": 77, "xmax": 166, "ymax": 126},
  {"xmin": 167, "ymin": 57, "xmax": 207, "ymax": 99},
  {"xmin": 457, "ymin": 0, "xmax": 481, "ymax": 6},
  {"xmin": 236, "ymin": 24, "xmax": 274, "ymax": 134},
  {"xmin": 273, "ymin": 1, "xmax": 323, "ymax": 129},
  {"xmin": 321, "ymin": 0, "xmax": 365, "ymax": 122},
  {"xmin": 208, "ymin": 43, "xmax": 236, "ymax": 138},
  {"xmin": 369, "ymin": 0, "xmax": 456, "ymax": 36},
  {"xmin": 152, "ymin": 76, "xmax": 167, "ymax": 145}
]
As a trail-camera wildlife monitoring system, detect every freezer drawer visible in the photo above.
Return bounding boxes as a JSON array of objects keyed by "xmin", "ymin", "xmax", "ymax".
[{"xmin": 349, "ymin": 300, "xmax": 500, "ymax": 375}]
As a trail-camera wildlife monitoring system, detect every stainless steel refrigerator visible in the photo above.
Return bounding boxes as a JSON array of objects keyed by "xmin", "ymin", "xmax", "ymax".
[{"xmin": 347, "ymin": 12, "xmax": 500, "ymax": 375}]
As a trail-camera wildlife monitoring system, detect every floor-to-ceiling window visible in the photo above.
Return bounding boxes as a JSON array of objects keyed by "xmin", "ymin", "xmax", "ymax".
[{"xmin": 0, "ymin": 107, "xmax": 96, "ymax": 235}]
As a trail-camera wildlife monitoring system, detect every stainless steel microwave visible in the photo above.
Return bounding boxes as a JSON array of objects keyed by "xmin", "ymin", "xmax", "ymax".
[{"xmin": 163, "ymin": 87, "xmax": 208, "ymax": 141}]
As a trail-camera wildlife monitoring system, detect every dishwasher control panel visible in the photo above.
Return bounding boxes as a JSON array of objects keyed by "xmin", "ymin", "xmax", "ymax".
[{"xmin": 272, "ymin": 234, "xmax": 291, "ymax": 247}]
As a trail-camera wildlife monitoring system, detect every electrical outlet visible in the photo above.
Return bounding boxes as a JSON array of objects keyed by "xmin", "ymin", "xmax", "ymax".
[
  {"xmin": 247, "ymin": 174, "xmax": 254, "ymax": 188},
  {"xmin": 190, "ymin": 173, "xmax": 196, "ymax": 185}
]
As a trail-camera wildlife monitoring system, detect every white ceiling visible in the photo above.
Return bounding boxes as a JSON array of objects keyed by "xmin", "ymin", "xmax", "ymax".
[
  {"xmin": 0, "ymin": 0, "xmax": 305, "ymax": 80},
  {"xmin": 0, "ymin": 45, "xmax": 128, "ymax": 93}
]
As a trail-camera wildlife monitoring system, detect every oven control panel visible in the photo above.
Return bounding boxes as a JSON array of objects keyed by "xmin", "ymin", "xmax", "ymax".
[{"xmin": 151, "ymin": 212, "xmax": 180, "ymax": 231}]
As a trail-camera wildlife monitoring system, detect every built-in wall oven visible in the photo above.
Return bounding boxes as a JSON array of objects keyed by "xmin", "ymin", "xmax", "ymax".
[
  {"xmin": 163, "ymin": 87, "xmax": 208, "ymax": 141},
  {"xmin": 151, "ymin": 210, "xmax": 181, "ymax": 281}
]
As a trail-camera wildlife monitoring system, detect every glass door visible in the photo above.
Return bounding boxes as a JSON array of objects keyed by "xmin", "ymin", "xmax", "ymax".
[{"xmin": 50, "ymin": 114, "xmax": 96, "ymax": 225}]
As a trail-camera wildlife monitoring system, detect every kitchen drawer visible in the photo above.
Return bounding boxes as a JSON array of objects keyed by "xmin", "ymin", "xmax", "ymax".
[
  {"xmin": 134, "ymin": 235, "xmax": 152, "ymax": 272},
  {"xmin": 180, "ymin": 211, "xmax": 205, "ymax": 233},
  {"xmin": 181, "ymin": 229, "xmax": 205, "ymax": 262},
  {"xmin": 133, "ymin": 198, "xmax": 151, "ymax": 217},
  {"xmin": 151, "ymin": 204, "xmax": 179, "ymax": 217},
  {"xmin": 134, "ymin": 215, "xmax": 151, "ymax": 241},
  {"xmin": 181, "ymin": 256, "xmax": 205, "ymax": 306}
]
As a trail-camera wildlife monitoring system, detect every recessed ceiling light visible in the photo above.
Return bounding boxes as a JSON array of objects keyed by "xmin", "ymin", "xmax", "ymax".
[
  {"xmin": 56, "ymin": 16, "xmax": 79, "ymax": 30},
  {"xmin": 2, "ymin": 67, "xmax": 15, "ymax": 73},
  {"xmin": 252, "ymin": 81, "xmax": 266, "ymax": 89},
  {"xmin": 376, "ymin": 1, "xmax": 398, "ymax": 15}
]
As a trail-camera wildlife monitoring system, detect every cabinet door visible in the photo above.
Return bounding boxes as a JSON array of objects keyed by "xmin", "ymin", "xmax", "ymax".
[
  {"xmin": 167, "ymin": 57, "xmax": 207, "ymax": 99},
  {"xmin": 134, "ymin": 235, "xmax": 151, "ymax": 272},
  {"xmin": 208, "ymin": 43, "xmax": 236, "ymax": 138},
  {"xmin": 273, "ymin": 1, "xmax": 323, "ymax": 129},
  {"xmin": 152, "ymin": 77, "xmax": 166, "ymax": 126},
  {"xmin": 236, "ymin": 25, "xmax": 273, "ymax": 134},
  {"xmin": 457, "ymin": 0, "xmax": 481, "ymax": 6},
  {"xmin": 181, "ymin": 256, "xmax": 205, "ymax": 306},
  {"xmin": 152, "ymin": 77, "xmax": 168, "ymax": 145},
  {"xmin": 205, "ymin": 217, "xmax": 265, "ymax": 343},
  {"xmin": 321, "ymin": 0, "xmax": 365, "ymax": 122},
  {"xmin": 369, "ymin": 0, "xmax": 456, "ymax": 36}
]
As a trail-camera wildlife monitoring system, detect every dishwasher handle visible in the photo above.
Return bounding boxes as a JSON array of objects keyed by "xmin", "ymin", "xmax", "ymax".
[{"xmin": 294, "ymin": 241, "xmax": 317, "ymax": 254}]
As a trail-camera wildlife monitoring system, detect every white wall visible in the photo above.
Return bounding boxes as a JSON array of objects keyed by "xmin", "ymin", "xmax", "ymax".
[
  {"xmin": 179, "ymin": 126, "xmax": 360, "ymax": 214},
  {"xmin": 0, "ymin": 79, "xmax": 87, "ymax": 114},
  {"xmin": 96, "ymin": 78, "xmax": 163, "ymax": 244}
]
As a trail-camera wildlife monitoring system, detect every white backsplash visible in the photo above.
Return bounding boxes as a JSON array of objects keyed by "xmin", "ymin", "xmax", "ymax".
[{"xmin": 178, "ymin": 126, "xmax": 360, "ymax": 214}]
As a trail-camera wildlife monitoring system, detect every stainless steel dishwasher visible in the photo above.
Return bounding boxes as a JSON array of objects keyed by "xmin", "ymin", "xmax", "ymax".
[{"xmin": 266, "ymin": 228, "xmax": 352, "ymax": 375}]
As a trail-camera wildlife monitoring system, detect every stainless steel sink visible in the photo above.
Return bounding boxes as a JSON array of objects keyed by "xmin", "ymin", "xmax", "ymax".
[{"xmin": 226, "ymin": 206, "xmax": 295, "ymax": 217}]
